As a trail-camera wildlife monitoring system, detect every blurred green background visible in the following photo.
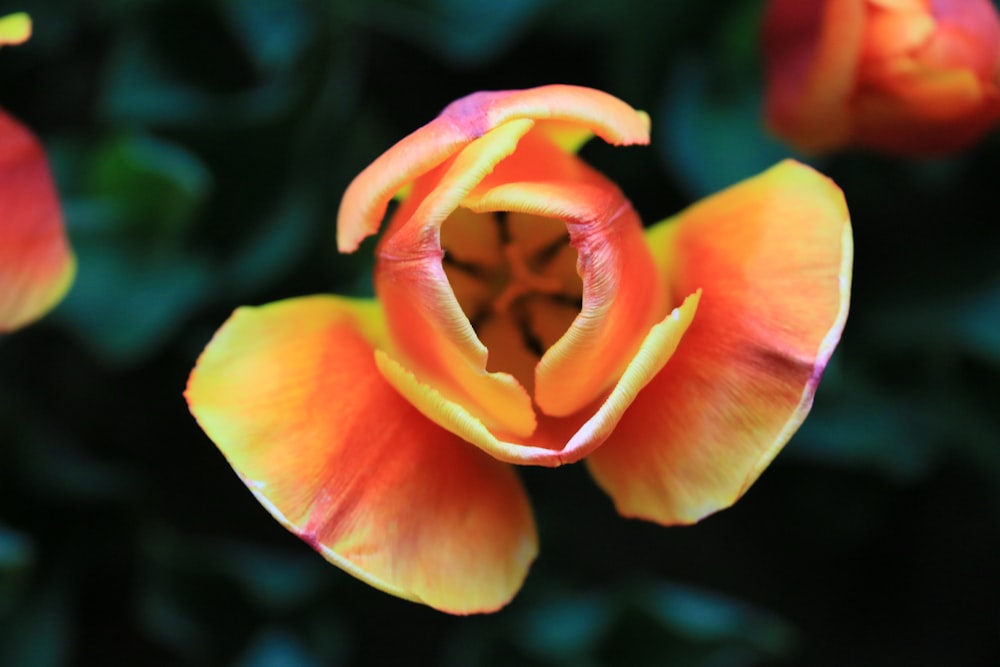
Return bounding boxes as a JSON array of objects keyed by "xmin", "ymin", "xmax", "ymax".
[{"xmin": 2, "ymin": 0, "xmax": 999, "ymax": 664}]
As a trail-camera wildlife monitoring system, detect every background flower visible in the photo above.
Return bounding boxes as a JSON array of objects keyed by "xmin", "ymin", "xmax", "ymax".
[
  {"xmin": 764, "ymin": 0, "xmax": 1000, "ymax": 154},
  {"xmin": 0, "ymin": 14, "xmax": 74, "ymax": 332},
  {"xmin": 2, "ymin": 0, "xmax": 999, "ymax": 664}
]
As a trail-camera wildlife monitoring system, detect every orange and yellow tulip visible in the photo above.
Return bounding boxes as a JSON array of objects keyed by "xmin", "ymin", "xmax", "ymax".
[
  {"xmin": 0, "ymin": 13, "xmax": 75, "ymax": 332},
  {"xmin": 764, "ymin": 0, "xmax": 1000, "ymax": 155},
  {"xmin": 186, "ymin": 85, "xmax": 853, "ymax": 614}
]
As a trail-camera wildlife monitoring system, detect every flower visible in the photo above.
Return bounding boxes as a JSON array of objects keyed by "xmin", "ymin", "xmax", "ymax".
[
  {"xmin": 763, "ymin": 0, "xmax": 1000, "ymax": 155},
  {"xmin": 186, "ymin": 85, "xmax": 852, "ymax": 614},
  {"xmin": 0, "ymin": 13, "xmax": 75, "ymax": 332}
]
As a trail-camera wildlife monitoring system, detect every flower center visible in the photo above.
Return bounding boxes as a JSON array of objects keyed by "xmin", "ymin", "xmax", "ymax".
[{"xmin": 441, "ymin": 209, "xmax": 582, "ymax": 393}]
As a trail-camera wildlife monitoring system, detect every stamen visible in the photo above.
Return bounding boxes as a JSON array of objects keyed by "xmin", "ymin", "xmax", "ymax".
[
  {"xmin": 442, "ymin": 253, "xmax": 492, "ymax": 280},
  {"xmin": 441, "ymin": 208, "xmax": 583, "ymax": 386},
  {"xmin": 494, "ymin": 211, "xmax": 511, "ymax": 245},
  {"xmin": 532, "ymin": 235, "xmax": 571, "ymax": 268},
  {"xmin": 512, "ymin": 302, "xmax": 545, "ymax": 357},
  {"xmin": 493, "ymin": 243, "xmax": 564, "ymax": 314}
]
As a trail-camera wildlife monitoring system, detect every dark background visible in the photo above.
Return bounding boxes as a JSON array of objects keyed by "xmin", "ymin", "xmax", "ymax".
[{"xmin": 2, "ymin": 0, "xmax": 999, "ymax": 665}]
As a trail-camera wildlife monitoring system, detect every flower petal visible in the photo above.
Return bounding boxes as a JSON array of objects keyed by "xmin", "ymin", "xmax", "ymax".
[
  {"xmin": 463, "ymin": 133, "xmax": 666, "ymax": 417},
  {"xmin": 763, "ymin": 0, "xmax": 866, "ymax": 151},
  {"xmin": 0, "ymin": 110, "xmax": 75, "ymax": 332},
  {"xmin": 185, "ymin": 295, "xmax": 537, "ymax": 614},
  {"xmin": 376, "ymin": 120, "xmax": 539, "ymax": 439},
  {"xmin": 377, "ymin": 292, "xmax": 699, "ymax": 468},
  {"xmin": 0, "ymin": 13, "xmax": 30, "ymax": 46},
  {"xmin": 587, "ymin": 160, "xmax": 852, "ymax": 525},
  {"xmin": 338, "ymin": 84, "xmax": 650, "ymax": 253}
]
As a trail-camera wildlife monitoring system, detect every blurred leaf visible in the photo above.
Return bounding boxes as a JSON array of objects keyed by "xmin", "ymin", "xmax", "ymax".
[
  {"xmin": 461, "ymin": 579, "xmax": 794, "ymax": 667},
  {"xmin": 0, "ymin": 525, "xmax": 33, "ymax": 572},
  {"xmin": 135, "ymin": 577, "xmax": 209, "ymax": 659},
  {"xmin": 236, "ymin": 629, "xmax": 322, "ymax": 667},
  {"xmin": 953, "ymin": 275, "xmax": 1000, "ymax": 364},
  {"xmin": 638, "ymin": 582, "xmax": 794, "ymax": 654},
  {"xmin": 514, "ymin": 592, "xmax": 613, "ymax": 661},
  {"xmin": 142, "ymin": 529, "xmax": 334, "ymax": 613},
  {"xmin": 12, "ymin": 426, "xmax": 144, "ymax": 503},
  {"xmin": 361, "ymin": 0, "xmax": 552, "ymax": 67},
  {"xmin": 792, "ymin": 391, "xmax": 937, "ymax": 481},
  {"xmin": 0, "ymin": 525, "xmax": 34, "ymax": 615},
  {"xmin": 99, "ymin": 27, "xmax": 300, "ymax": 127},
  {"xmin": 793, "ymin": 348, "xmax": 1000, "ymax": 481},
  {"xmin": 222, "ymin": 189, "xmax": 318, "ymax": 298},
  {"xmin": 592, "ymin": 581, "xmax": 795, "ymax": 667},
  {"xmin": 658, "ymin": 56, "xmax": 799, "ymax": 198},
  {"xmin": 54, "ymin": 240, "xmax": 214, "ymax": 364},
  {"xmin": 99, "ymin": 29, "xmax": 217, "ymax": 126},
  {"xmin": 89, "ymin": 132, "xmax": 212, "ymax": 244},
  {"xmin": 0, "ymin": 581, "xmax": 71, "ymax": 667},
  {"xmin": 655, "ymin": 0, "xmax": 807, "ymax": 198},
  {"xmin": 135, "ymin": 528, "xmax": 339, "ymax": 661},
  {"xmin": 211, "ymin": 541, "xmax": 334, "ymax": 611},
  {"xmin": 222, "ymin": 0, "xmax": 318, "ymax": 76}
]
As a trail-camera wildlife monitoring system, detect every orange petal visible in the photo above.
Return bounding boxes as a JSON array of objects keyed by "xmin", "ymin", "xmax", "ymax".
[
  {"xmin": 0, "ymin": 110, "xmax": 75, "ymax": 332},
  {"xmin": 854, "ymin": 61, "xmax": 1000, "ymax": 153},
  {"xmin": 338, "ymin": 85, "xmax": 650, "ymax": 253},
  {"xmin": 185, "ymin": 295, "xmax": 537, "ymax": 614},
  {"xmin": 861, "ymin": 0, "xmax": 935, "ymax": 63},
  {"xmin": 763, "ymin": 0, "xmax": 866, "ymax": 151},
  {"xmin": 376, "ymin": 120, "xmax": 539, "ymax": 439},
  {"xmin": 467, "ymin": 180, "xmax": 665, "ymax": 417},
  {"xmin": 376, "ymin": 291, "xmax": 698, "ymax": 467},
  {"xmin": 588, "ymin": 160, "xmax": 852, "ymax": 525},
  {"xmin": 462, "ymin": 132, "xmax": 666, "ymax": 417}
]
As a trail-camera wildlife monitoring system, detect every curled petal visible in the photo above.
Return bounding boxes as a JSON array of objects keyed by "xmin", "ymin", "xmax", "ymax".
[
  {"xmin": 185, "ymin": 296, "xmax": 537, "ymax": 614},
  {"xmin": 588, "ymin": 160, "xmax": 852, "ymax": 525},
  {"xmin": 0, "ymin": 110, "xmax": 75, "ymax": 332},
  {"xmin": 460, "ymin": 129, "xmax": 667, "ymax": 417},
  {"xmin": 466, "ymin": 177, "xmax": 665, "ymax": 418},
  {"xmin": 338, "ymin": 84, "xmax": 650, "ymax": 253},
  {"xmin": 376, "ymin": 120, "xmax": 539, "ymax": 439},
  {"xmin": 377, "ymin": 292, "xmax": 699, "ymax": 467}
]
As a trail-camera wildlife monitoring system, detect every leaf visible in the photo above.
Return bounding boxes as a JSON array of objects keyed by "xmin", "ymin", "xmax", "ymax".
[
  {"xmin": 361, "ymin": 0, "xmax": 552, "ymax": 67},
  {"xmin": 657, "ymin": 57, "xmax": 802, "ymax": 199},
  {"xmin": 54, "ymin": 241, "xmax": 214, "ymax": 364},
  {"xmin": 237, "ymin": 629, "xmax": 322, "ymax": 667},
  {"xmin": 0, "ymin": 525, "xmax": 34, "ymax": 616},
  {"xmin": 222, "ymin": 0, "xmax": 318, "ymax": 76},
  {"xmin": 953, "ymin": 275, "xmax": 1000, "ymax": 364},
  {"xmin": 89, "ymin": 132, "xmax": 212, "ymax": 244}
]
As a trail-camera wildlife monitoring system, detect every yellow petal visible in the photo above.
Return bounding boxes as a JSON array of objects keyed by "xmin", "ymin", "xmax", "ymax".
[
  {"xmin": 588, "ymin": 160, "xmax": 852, "ymax": 525},
  {"xmin": 186, "ymin": 295, "xmax": 537, "ymax": 614}
]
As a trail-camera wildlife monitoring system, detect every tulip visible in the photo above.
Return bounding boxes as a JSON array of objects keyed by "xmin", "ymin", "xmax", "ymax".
[
  {"xmin": 186, "ymin": 85, "xmax": 852, "ymax": 613},
  {"xmin": 0, "ymin": 13, "xmax": 75, "ymax": 332},
  {"xmin": 764, "ymin": 0, "xmax": 1000, "ymax": 154}
]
